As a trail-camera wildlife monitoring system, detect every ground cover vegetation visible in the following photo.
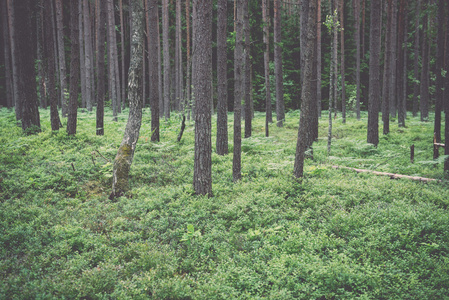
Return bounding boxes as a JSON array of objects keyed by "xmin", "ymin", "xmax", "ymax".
[{"xmin": 1, "ymin": 107, "xmax": 448, "ymax": 299}]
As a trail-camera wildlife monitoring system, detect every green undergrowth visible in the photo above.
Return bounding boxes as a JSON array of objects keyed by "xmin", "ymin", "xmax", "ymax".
[{"xmin": 1, "ymin": 107, "xmax": 448, "ymax": 299}]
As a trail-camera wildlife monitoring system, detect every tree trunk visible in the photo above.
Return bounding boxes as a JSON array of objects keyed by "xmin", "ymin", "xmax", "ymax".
[
  {"xmin": 162, "ymin": 0, "xmax": 171, "ymax": 120},
  {"xmin": 388, "ymin": 0, "xmax": 398, "ymax": 118},
  {"xmin": 382, "ymin": 0, "xmax": 392, "ymax": 135},
  {"xmin": 420, "ymin": 9, "xmax": 429, "ymax": 122},
  {"xmin": 185, "ymin": 0, "xmax": 191, "ymax": 119},
  {"xmin": 175, "ymin": 0, "xmax": 183, "ymax": 111},
  {"xmin": 119, "ymin": 0, "xmax": 127, "ymax": 109},
  {"xmin": 397, "ymin": 0, "xmax": 407, "ymax": 127},
  {"xmin": 262, "ymin": 0, "xmax": 272, "ymax": 136},
  {"xmin": 412, "ymin": 0, "xmax": 421, "ymax": 117},
  {"xmin": 233, "ymin": 0, "xmax": 244, "ymax": 182},
  {"xmin": 444, "ymin": 0, "xmax": 449, "ymax": 175},
  {"xmin": 43, "ymin": 0, "xmax": 59, "ymax": 131},
  {"xmin": 1, "ymin": 0, "xmax": 13, "ymax": 108},
  {"xmin": 193, "ymin": 0, "xmax": 212, "ymax": 196},
  {"xmin": 55, "ymin": 0, "xmax": 68, "ymax": 117},
  {"xmin": 317, "ymin": 0, "xmax": 322, "ymax": 118},
  {"xmin": 328, "ymin": 4, "xmax": 338, "ymax": 154},
  {"xmin": 339, "ymin": 0, "xmax": 346, "ymax": 123},
  {"xmin": 67, "ymin": 0, "xmax": 80, "ymax": 136},
  {"xmin": 244, "ymin": 0, "xmax": 251, "ymax": 138},
  {"xmin": 148, "ymin": 0, "xmax": 160, "ymax": 142},
  {"xmin": 294, "ymin": 0, "xmax": 316, "ymax": 178},
  {"xmin": 7, "ymin": 0, "xmax": 20, "ymax": 121},
  {"xmin": 107, "ymin": 0, "xmax": 118, "ymax": 121},
  {"xmin": 36, "ymin": 2, "xmax": 46, "ymax": 109},
  {"xmin": 96, "ymin": 0, "xmax": 106, "ymax": 136},
  {"xmin": 14, "ymin": 0, "xmax": 40, "ymax": 132},
  {"xmin": 111, "ymin": 0, "xmax": 145, "ymax": 199},
  {"xmin": 83, "ymin": 0, "xmax": 93, "ymax": 111},
  {"xmin": 354, "ymin": 0, "xmax": 361, "ymax": 120},
  {"xmin": 79, "ymin": 1, "xmax": 87, "ymax": 109},
  {"xmin": 216, "ymin": 0, "xmax": 228, "ymax": 155},
  {"xmin": 367, "ymin": 0, "xmax": 381, "ymax": 146},
  {"xmin": 274, "ymin": 0, "xmax": 285, "ymax": 127}
]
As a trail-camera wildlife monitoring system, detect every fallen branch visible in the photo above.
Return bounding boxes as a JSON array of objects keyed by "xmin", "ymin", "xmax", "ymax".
[
  {"xmin": 95, "ymin": 149, "xmax": 111, "ymax": 163},
  {"xmin": 177, "ymin": 115, "xmax": 186, "ymax": 142},
  {"xmin": 332, "ymin": 166, "xmax": 442, "ymax": 183}
]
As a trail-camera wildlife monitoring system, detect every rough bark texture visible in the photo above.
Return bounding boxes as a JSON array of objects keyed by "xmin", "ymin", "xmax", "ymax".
[
  {"xmin": 175, "ymin": 0, "xmax": 183, "ymax": 111},
  {"xmin": 43, "ymin": 0, "xmax": 59, "ymax": 131},
  {"xmin": 233, "ymin": 0, "xmax": 244, "ymax": 182},
  {"xmin": 412, "ymin": 0, "xmax": 421, "ymax": 117},
  {"xmin": 274, "ymin": 0, "xmax": 285, "ymax": 127},
  {"xmin": 193, "ymin": 0, "xmax": 212, "ymax": 196},
  {"xmin": 79, "ymin": 1, "xmax": 86, "ymax": 109},
  {"xmin": 382, "ymin": 0, "xmax": 392, "ymax": 135},
  {"xmin": 148, "ymin": 0, "xmax": 160, "ymax": 142},
  {"xmin": 294, "ymin": 0, "xmax": 316, "ymax": 178},
  {"xmin": 162, "ymin": 0, "xmax": 171, "ymax": 120},
  {"xmin": 111, "ymin": 0, "xmax": 145, "ymax": 199},
  {"xmin": 367, "ymin": 0, "xmax": 381, "ymax": 146},
  {"xmin": 119, "ymin": 0, "xmax": 127, "ymax": 108},
  {"xmin": 317, "ymin": 0, "xmax": 322, "ymax": 118},
  {"xmin": 216, "ymin": 0, "xmax": 228, "ymax": 155},
  {"xmin": 354, "ymin": 0, "xmax": 361, "ymax": 120},
  {"xmin": 445, "ymin": 2, "xmax": 449, "ymax": 175},
  {"xmin": 397, "ymin": 0, "xmax": 407, "ymax": 127},
  {"xmin": 67, "ymin": 0, "xmax": 80, "ymax": 136},
  {"xmin": 7, "ymin": 0, "xmax": 20, "ymax": 120},
  {"xmin": 55, "ymin": 0, "xmax": 68, "ymax": 116},
  {"xmin": 96, "ymin": 0, "xmax": 106, "ymax": 136},
  {"xmin": 243, "ymin": 0, "xmax": 251, "ymax": 138},
  {"xmin": 107, "ymin": 0, "xmax": 118, "ymax": 121},
  {"xmin": 83, "ymin": 0, "xmax": 93, "ymax": 111},
  {"xmin": 1, "ymin": 0, "xmax": 13, "ymax": 108},
  {"xmin": 420, "ymin": 10, "xmax": 429, "ymax": 122},
  {"xmin": 262, "ymin": 0, "xmax": 272, "ymax": 134},
  {"xmin": 185, "ymin": 0, "xmax": 191, "ymax": 118},
  {"xmin": 339, "ymin": 0, "xmax": 346, "ymax": 123},
  {"xmin": 388, "ymin": 0, "xmax": 398, "ymax": 118}
]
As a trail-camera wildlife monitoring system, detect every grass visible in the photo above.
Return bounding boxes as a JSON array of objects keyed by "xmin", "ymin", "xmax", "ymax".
[{"xmin": 1, "ymin": 107, "xmax": 448, "ymax": 299}]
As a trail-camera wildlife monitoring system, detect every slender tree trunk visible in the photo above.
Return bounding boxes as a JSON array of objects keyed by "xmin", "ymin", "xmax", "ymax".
[
  {"xmin": 111, "ymin": 0, "xmax": 145, "ymax": 199},
  {"xmin": 354, "ymin": 0, "xmax": 361, "ymax": 120},
  {"xmin": 7, "ymin": 0, "xmax": 20, "ymax": 121},
  {"xmin": 444, "ymin": 0, "xmax": 449, "ymax": 174},
  {"xmin": 382, "ymin": 0, "xmax": 392, "ymax": 135},
  {"xmin": 55, "ymin": 0, "xmax": 68, "ymax": 117},
  {"xmin": 44, "ymin": 0, "xmax": 59, "ymax": 131},
  {"xmin": 328, "ymin": 5, "xmax": 338, "ymax": 154},
  {"xmin": 185, "ymin": 0, "xmax": 191, "ymax": 119},
  {"xmin": 162, "ymin": 0, "xmax": 171, "ymax": 120},
  {"xmin": 148, "ymin": 0, "xmax": 160, "ymax": 142},
  {"xmin": 119, "ymin": 0, "xmax": 127, "ymax": 109},
  {"xmin": 244, "ymin": 0, "xmax": 251, "ymax": 138},
  {"xmin": 36, "ymin": 3, "xmax": 46, "ymax": 109},
  {"xmin": 107, "ymin": 0, "xmax": 118, "ymax": 121},
  {"xmin": 294, "ymin": 0, "xmax": 316, "ymax": 178},
  {"xmin": 1, "ymin": 0, "xmax": 13, "ymax": 108},
  {"xmin": 274, "ymin": 0, "xmax": 285, "ymax": 127},
  {"xmin": 175, "ymin": 0, "xmax": 183, "ymax": 111},
  {"xmin": 67, "ymin": 0, "xmax": 80, "ymax": 135},
  {"xmin": 397, "ymin": 0, "xmax": 407, "ymax": 127},
  {"xmin": 339, "ymin": 0, "xmax": 346, "ymax": 123},
  {"xmin": 233, "ymin": 0, "xmax": 244, "ymax": 182},
  {"xmin": 83, "ymin": 0, "xmax": 93, "ymax": 111},
  {"xmin": 96, "ymin": 0, "xmax": 106, "ymax": 136},
  {"xmin": 317, "ymin": 0, "xmax": 322, "ymax": 118},
  {"xmin": 193, "ymin": 0, "xmax": 212, "ymax": 196},
  {"xmin": 420, "ymin": 9, "xmax": 429, "ymax": 122},
  {"xmin": 412, "ymin": 0, "xmax": 421, "ymax": 117},
  {"xmin": 216, "ymin": 0, "xmax": 228, "ymax": 155},
  {"xmin": 389, "ymin": 0, "xmax": 398, "ymax": 118},
  {"xmin": 361, "ymin": 0, "xmax": 366, "ymax": 58},
  {"xmin": 367, "ymin": 0, "xmax": 381, "ymax": 146},
  {"xmin": 262, "ymin": 0, "xmax": 272, "ymax": 136},
  {"xmin": 79, "ymin": 1, "xmax": 87, "ymax": 109}
]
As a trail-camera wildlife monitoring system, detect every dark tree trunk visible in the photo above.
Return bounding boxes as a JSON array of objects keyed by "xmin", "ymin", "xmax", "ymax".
[
  {"xmin": 216, "ymin": 0, "xmax": 228, "ymax": 155},
  {"xmin": 55, "ymin": 0, "xmax": 68, "ymax": 117},
  {"xmin": 420, "ymin": 9, "xmax": 429, "ymax": 122},
  {"xmin": 367, "ymin": 0, "xmax": 381, "ymax": 146},
  {"xmin": 412, "ymin": 0, "xmax": 421, "ymax": 117},
  {"xmin": 162, "ymin": 0, "xmax": 171, "ymax": 120},
  {"xmin": 397, "ymin": 0, "xmax": 407, "ymax": 127},
  {"xmin": 14, "ymin": 0, "xmax": 40, "ymax": 132},
  {"xmin": 148, "ymin": 0, "xmax": 160, "ymax": 142},
  {"xmin": 354, "ymin": 0, "xmax": 361, "ymax": 120},
  {"xmin": 382, "ymin": 0, "xmax": 392, "ymax": 135},
  {"xmin": 244, "ymin": 0, "xmax": 251, "ymax": 138},
  {"xmin": 119, "ymin": 0, "xmax": 127, "ymax": 109},
  {"xmin": 7, "ymin": 0, "xmax": 20, "ymax": 120},
  {"xmin": 193, "ymin": 0, "xmax": 212, "ymax": 196},
  {"xmin": 294, "ymin": 0, "xmax": 316, "ymax": 178},
  {"xmin": 185, "ymin": 0, "xmax": 191, "ymax": 119},
  {"xmin": 79, "ymin": 1, "xmax": 86, "ymax": 109},
  {"xmin": 339, "ymin": 0, "xmax": 346, "ymax": 123},
  {"xmin": 36, "ymin": 2, "xmax": 46, "ymax": 109},
  {"xmin": 262, "ymin": 0, "xmax": 272, "ymax": 135},
  {"xmin": 388, "ymin": 0, "xmax": 398, "ymax": 118},
  {"xmin": 445, "ymin": 0, "xmax": 449, "ymax": 174},
  {"xmin": 317, "ymin": 0, "xmax": 322, "ymax": 118},
  {"xmin": 96, "ymin": 0, "xmax": 106, "ymax": 136},
  {"xmin": 83, "ymin": 0, "xmax": 93, "ymax": 111},
  {"xmin": 1, "ymin": 0, "xmax": 13, "ymax": 108},
  {"xmin": 67, "ymin": 0, "xmax": 80, "ymax": 136},
  {"xmin": 233, "ymin": 0, "xmax": 244, "ymax": 182},
  {"xmin": 43, "ymin": 0, "xmax": 59, "ymax": 131},
  {"xmin": 274, "ymin": 0, "xmax": 285, "ymax": 127},
  {"xmin": 107, "ymin": 0, "xmax": 118, "ymax": 120},
  {"xmin": 111, "ymin": 0, "xmax": 145, "ymax": 199},
  {"xmin": 175, "ymin": 0, "xmax": 183, "ymax": 111}
]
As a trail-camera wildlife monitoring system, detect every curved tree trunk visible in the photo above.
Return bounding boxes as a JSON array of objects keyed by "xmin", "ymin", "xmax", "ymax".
[{"xmin": 111, "ymin": 0, "xmax": 145, "ymax": 199}]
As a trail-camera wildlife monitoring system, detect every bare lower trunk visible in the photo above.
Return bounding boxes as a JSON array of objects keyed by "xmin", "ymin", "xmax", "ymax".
[
  {"xmin": 243, "ymin": 0, "xmax": 251, "ymax": 138},
  {"xmin": 96, "ymin": 0, "xmax": 106, "ymax": 135},
  {"xmin": 274, "ymin": 0, "xmax": 284, "ymax": 127},
  {"xmin": 216, "ymin": 0, "xmax": 228, "ymax": 154},
  {"xmin": 262, "ymin": 0, "xmax": 272, "ymax": 133},
  {"xmin": 162, "ymin": 0, "xmax": 170, "ymax": 120},
  {"xmin": 1, "ymin": 0, "xmax": 13, "ymax": 108},
  {"xmin": 55, "ymin": 0, "xmax": 68, "ymax": 116},
  {"xmin": 412, "ymin": 0, "xmax": 421, "ymax": 117},
  {"xmin": 148, "ymin": 0, "xmax": 160, "ymax": 142},
  {"xmin": 67, "ymin": 0, "xmax": 79, "ymax": 135},
  {"xmin": 83, "ymin": 0, "xmax": 93, "ymax": 111}
]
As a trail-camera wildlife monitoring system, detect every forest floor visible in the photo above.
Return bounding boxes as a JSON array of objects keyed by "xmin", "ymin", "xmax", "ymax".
[{"xmin": 1, "ymin": 107, "xmax": 449, "ymax": 299}]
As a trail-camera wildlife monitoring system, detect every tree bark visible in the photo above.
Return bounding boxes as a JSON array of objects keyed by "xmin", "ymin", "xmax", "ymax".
[
  {"xmin": 317, "ymin": 0, "xmax": 322, "ymax": 118},
  {"xmin": 262, "ymin": 0, "xmax": 272, "ymax": 136},
  {"xmin": 367, "ymin": 0, "xmax": 381, "ymax": 146},
  {"xmin": 83, "ymin": 0, "xmax": 93, "ymax": 111},
  {"xmin": 79, "ymin": 1, "xmax": 87, "ymax": 109},
  {"xmin": 67, "ymin": 0, "xmax": 80, "ymax": 136},
  {"xmin": 216, "ymin": 0, "xmax": 228, "ymax": 155},
  {"xmin": 193, "ymin": 0, "xmax": 212, "ymax": 196},
  {"xmin": 382, "ymin": 0, "xmax": 392, "ymax": 135},
  {"xmin": 444, "ymin": 1, "xmax": 449, "ymax": 175},
  {"xmin": 96, "ymin": 0, "xmax": 106, "ymax": 136},
  {"xmin": 388, "ymin": 0, "xmax": 398, "ymax": 118},
  {"xmin": 339, "ymin": 0, "xmax": 346, "ymax": 123},
  {"xmin": 111, "ymin": 0, "xmax": 145, "ymax": 199},
  {"xmin": 107, "ymin": 0, "xmax": 118, "ymax": 121},
  {"xmin": 412, "ymin": 0, "xmax": 421, "ymax": 117},
  {"xmin": 244, "ymin": 0, "xmax": 251, "ymax": 138},
  {"xmin": 274, "ymin": 0, "xmax": 285, "ymax": 127},
  {"xmin": 1, "ymin": 0, "xmax": 13, "ymax": 108},
  {"xmin": 354, "ymin": 0, "xmax": 361, "ymax": 120},
  {"xmin": 420, "ymin": 8, "xmax": 429, "ymax": 122},
  {"xmin": 175, "ymin": 0, "xmax": 183, "ymax": 111},
  {"xmin": 36, "ymin": 2, "xmax": 46, "ymax": 109},
  {"xmin": 162, "ymin": 0, "xmax": 171, "ymax": 120},
  {"xmin": 328, "ymin": 4, "xmax": 338, "ymax": 154},
  {"xmin": 397, "ymin": 0, "xmax": 407, "ymax": 127},
  {"xmin": 119, "ymin": 0, "xmax": 127, "ymax": 109},
  {"xmin": 7, "ymin": 0, "xmax": 20, "ymax": 121},
  {"xmin": 294, "ymin": 0, "xmax": 316, "ymax": 178},
  {"xmin": 148, "ymin": 0, "xmax": 160, "ymax": 142},
  {"xmin": 185, "ymin": 0, "xmax": 191, "ymax": 119},
  {"xmin": 55, "ymin": 0, "xmax": 68, "ymax": 117}
]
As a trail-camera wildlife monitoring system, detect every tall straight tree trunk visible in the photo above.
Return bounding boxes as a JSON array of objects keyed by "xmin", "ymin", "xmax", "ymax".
[
  {"xmin": 367, "ymin": 0, "xmax": 381, "ymax": 146},
  {"xmin": 119, "ymin": 0, "xmax": 127, "ymax": 108},
  {"xmin": 382, "ymin": 0, "xmax": 392, "ymax": 135},
  {"xmin": 79, "ymin": 1, "xmax": 87, "ymax": 109},
  {"xmin": 216, "ymin": 0, "xmax": 228, "ymax": 155},
  {"xmin": 361, "ymin": 0, "xmax": 366, "ymax": 58},
  {"xmin": 107, "ymin": 0, "xmax": 118, "ymax": 121},
  {"xmin": 96, "ymin": 0, "xmax": 106, "ymax": 135},
  {"xmin": 354, "ymin": 0, "xmax": 361, "ymax": 120},
  {"xmin": 1, "ymin": 0, "xmax": 13, "ymax": 108},
  {"xmin": 444, "ymin": 0, "xmax": 449, "ymax": 174},
  {"xmin": 328, "ymin": 5, "xmax": 338, "ymax": 154},
  {"xmin": 389, "ymin": 0, "xmax": 398, "ymax": 118},
  {"xmin": 233, "ymin": 0, "xmax": 244, "ymax": 182},
  {"xmin": 36, "ymin": 3, "xmax": 46, "ymax": 109},
  {"xmin": 67, "ymin": 0, "xmax": 80, "ymax": 135},
  {"xmin": 274, "ymin": 0, "xmax": 285, "ymax": 127},
  {"xmin": 434, "ymin": 0, "xmax": 445, "ymax": 143},
  {"xmin": 317, "ymin": 0, "xmax": 322, "ymax": 118},
  {"xmin": 55, "ymin": 0, "xmax": 68, "ymax": 116},
  {"xmin": 412, "ymin": 0, "xmax": 421, "ymax": 117},
  {"xmin": 14, "ymin": 0, "xmax": 40, "ymax": 132},
  {"xmin": 7, "ymin": 0, "xmax": 20, "ymax": 120},
  {"xmin": 162, "ymin": 0, "xmax": 171, "ymax": 120},
  {"xmin": 185, "ymin": 0, "xmax": 191, "ymax": 119},
  {"xmin": 175, "ymin": 0, "xmax": 183, "ymax": 111},
  {"xmin": 243, "ymin": 0, "xmax": 251, "ymax": 138},
  {"xmin": 420, "ymin": 10, "xmax": 429, "ymax": 122},
  {"xmin": 83, "ymin": 0, "xmax": 93, "ymax": 111},
  {"xmin": 193, "ymin": 0, "xmax": 212, "ymax": 196},
  {"xmin": 339, "ymin": 0, "xmax": 346, "ymax": 123},
  {"xmin": 148, "ymin": 0, "xmax": 160, "ymax": 142},
  {"xmin": 43, "ymin": 0, "xmax": 59, "ymax": 131},
  {"xmin": 262, "ymin": 0, "xmax": 272, "ymax": 136},
  {"xmin": 294, "ymin": 0, "xmax": 316, "ymax": 178},
  {"xmin": 111, "ymin": 0, "xmax": 145, "ymax": 199},
  {"xmin": 397, "ymin": 0, "xmax": 407, "ymax": 127}
]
